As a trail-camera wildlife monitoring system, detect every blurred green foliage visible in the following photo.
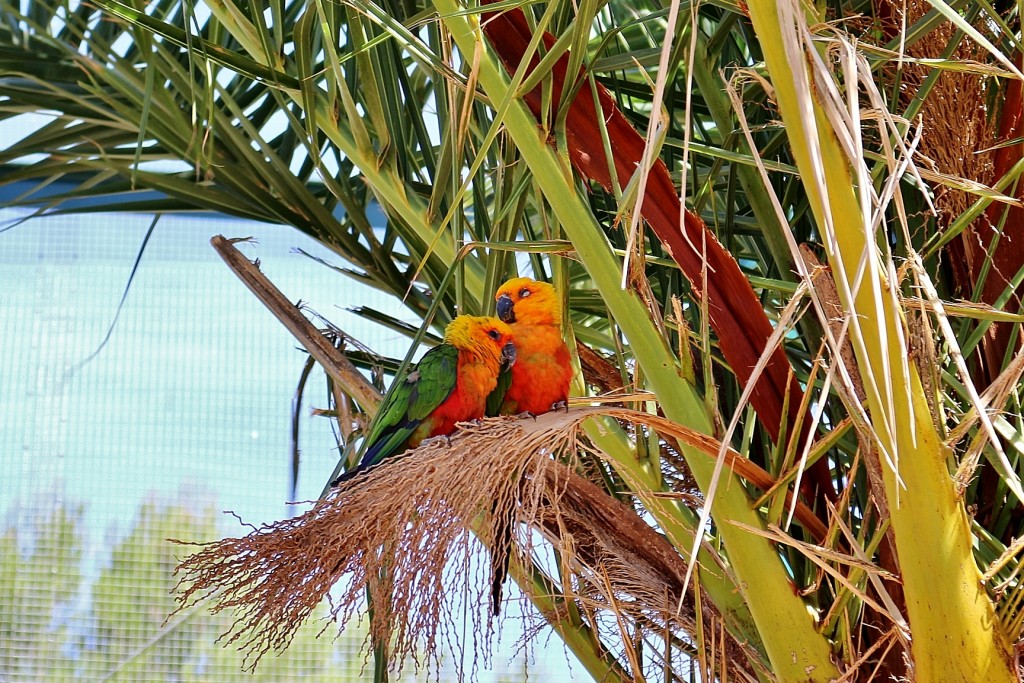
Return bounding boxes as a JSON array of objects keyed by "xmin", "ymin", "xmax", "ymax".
[{"xmin": 0, "ymin": 488, "xmax": 368, "ymax": 682}]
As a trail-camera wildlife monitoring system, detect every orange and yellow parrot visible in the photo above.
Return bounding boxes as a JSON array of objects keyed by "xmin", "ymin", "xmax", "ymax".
[
  {"xmin": 333, "ymin": 315, "xmax": 516, "ymax": 485},
  {"xmin": 488, "ymin": 277, "xmax": 573, "ymax": 416},
  {"xmin": 486, "ymin": 277, "xmax": 574, "ymax": 615}
]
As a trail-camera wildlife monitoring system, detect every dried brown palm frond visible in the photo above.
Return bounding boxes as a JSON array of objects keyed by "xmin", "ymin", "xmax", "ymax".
[
  {"xmin": 172, "ymin": 407, "xmax": 763, "ymax": 677},
  {"xmin": 875, "ymin": 0, "xmax": 995, "ymax": 221},
  {"xmin": 874, "ymin": 1, "xmax": 1023, "ymax": 390}
]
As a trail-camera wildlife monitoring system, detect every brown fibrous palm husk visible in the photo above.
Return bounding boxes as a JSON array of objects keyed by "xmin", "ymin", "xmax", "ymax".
[{"xmin": 172, "ymin": 407, "xmax": 757, "ymax": 676}]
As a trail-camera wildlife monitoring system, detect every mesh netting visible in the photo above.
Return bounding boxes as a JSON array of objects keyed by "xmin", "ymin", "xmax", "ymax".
[{"xmin": 0, "ymin": 205, "xmax": 573, "ymax": 681}]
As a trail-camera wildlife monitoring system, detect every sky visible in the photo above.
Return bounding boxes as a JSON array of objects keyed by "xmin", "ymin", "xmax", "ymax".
[
  {"xmin": 0, "ymin": 202, "xmax": 583, "ymax": 681},
  {"xmin": 0, "ymin": 208, "xmax": 402, "ymax": 526}
]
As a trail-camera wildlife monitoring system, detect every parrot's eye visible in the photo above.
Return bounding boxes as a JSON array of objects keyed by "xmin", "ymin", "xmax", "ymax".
[
  {"xmin": 487, "ymin": 329, "xmax": 500, "ymax": 340},
  {"xmin": 519, "ymin": 288, "xmax": 531, "ymax": 298}
]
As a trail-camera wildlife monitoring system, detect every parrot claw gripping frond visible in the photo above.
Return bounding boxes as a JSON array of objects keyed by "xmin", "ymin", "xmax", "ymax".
[
  {"xmin": 420, "ymin": 434, "xmax": 452, "ymax": 448},
  {"xmin": 551, "ymin": 400, "xmax": 569, "ymax": 413},
  {"xmin": 516, "ymin": 410, "xmax": 538, "ymax": 421}
]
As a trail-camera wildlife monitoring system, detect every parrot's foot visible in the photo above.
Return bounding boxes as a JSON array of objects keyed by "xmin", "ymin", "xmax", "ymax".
[
  {"xmin": 516, "ymin": 410, "xmax": 537, "ymax": 421},
  {"xmin": 330, "ymin": 469, "xmax": 358, "ymax": 487},
  {"xmin": 551, "ymin": 400, "xmax": 569, "ymax": 413},
  {"xmin": 421, "ymin": 434, "xmax": 453, "ymax": 448}
]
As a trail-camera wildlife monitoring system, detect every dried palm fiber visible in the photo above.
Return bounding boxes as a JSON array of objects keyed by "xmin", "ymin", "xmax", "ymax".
[
  {"xmin": 874, "ymin": 0, "xmax": 994, "ymax": 219},
  {"xmin": 874, "ymin": 1, "xmax": 1019, "ymax": 387},
  {"xmin": 173, "ymin": 407, "xmax": 800, "ymax": 673}
]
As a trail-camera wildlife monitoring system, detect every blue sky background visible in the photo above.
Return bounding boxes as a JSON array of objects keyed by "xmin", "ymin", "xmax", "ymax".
[{"xmin": 0, "ymin": 199, "xmax": 582, "ymax": 680}]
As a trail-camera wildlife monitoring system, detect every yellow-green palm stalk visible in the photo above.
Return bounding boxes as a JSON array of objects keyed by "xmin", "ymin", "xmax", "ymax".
[
  {"xmin": 435, "ymin": 2, "xmax": 841, "ymax": 680},
  {"xmin": 745, "ymin": 0, "xmax": 1016, "ymax": 680}
]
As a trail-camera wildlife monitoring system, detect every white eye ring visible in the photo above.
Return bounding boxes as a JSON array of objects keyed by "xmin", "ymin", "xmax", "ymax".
[{"xmin": 519, "ymin": 288, "xmax": 531, "ymax": 298}]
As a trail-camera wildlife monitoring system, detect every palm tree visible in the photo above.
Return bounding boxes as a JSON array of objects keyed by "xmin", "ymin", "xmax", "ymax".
[{"xmin": 2, "ymin": 0, "xmax": 1023, "ymax": 680}]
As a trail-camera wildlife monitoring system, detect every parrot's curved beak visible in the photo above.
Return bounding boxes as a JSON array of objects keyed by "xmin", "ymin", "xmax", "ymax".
[
  {"xmin": 496, "ymin": 294, "xmax": 515, "ymax": 323},
  {"xmin": 501, "ymin": 341, "xmax": 517, "ymax": 367}
]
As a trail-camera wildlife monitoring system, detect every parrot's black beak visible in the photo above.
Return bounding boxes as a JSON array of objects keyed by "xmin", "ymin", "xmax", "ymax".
[
  {"xmin": 496, "ymin": 294, "xmax": 515, "ymax": 323},
  {"xmin": 501, "ymin": 341, "xmax": 517, "ymax": 367}
]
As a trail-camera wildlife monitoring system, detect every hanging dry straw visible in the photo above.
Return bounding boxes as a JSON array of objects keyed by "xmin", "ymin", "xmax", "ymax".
[{"xmin": 172, "ymin": 406, "xmax": 761, "ymax": 675}]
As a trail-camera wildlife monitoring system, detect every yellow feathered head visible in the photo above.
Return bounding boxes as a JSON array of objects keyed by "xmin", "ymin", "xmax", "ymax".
[
  {"xmin": 494, "ymin": 277, "xmax": 561, "ymax": 326},
  {"xmin": 443, "ymin": 315, "xmax": 516, "ymax": 369}
]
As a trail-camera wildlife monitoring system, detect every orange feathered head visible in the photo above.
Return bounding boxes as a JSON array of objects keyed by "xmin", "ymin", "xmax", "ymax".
[
  {"xmin": 494, "ymin": 277, "xmax": 561, "ymax": 326},
  {"xmin": 443, "ymin": 315, "xmax": 516, "ymax": 370}
]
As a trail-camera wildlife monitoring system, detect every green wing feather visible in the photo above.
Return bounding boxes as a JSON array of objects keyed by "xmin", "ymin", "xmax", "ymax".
[
  {"xmin": 485, "ymin": 364, "xmax": 513, "ymax": 417},
  {"xmin": 485, "ymin": 363, "xmax": 514, "ymax": 615},
  {"xmin": 358, "ymin": 343, "xmax": 459, "ymax": 469}
]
